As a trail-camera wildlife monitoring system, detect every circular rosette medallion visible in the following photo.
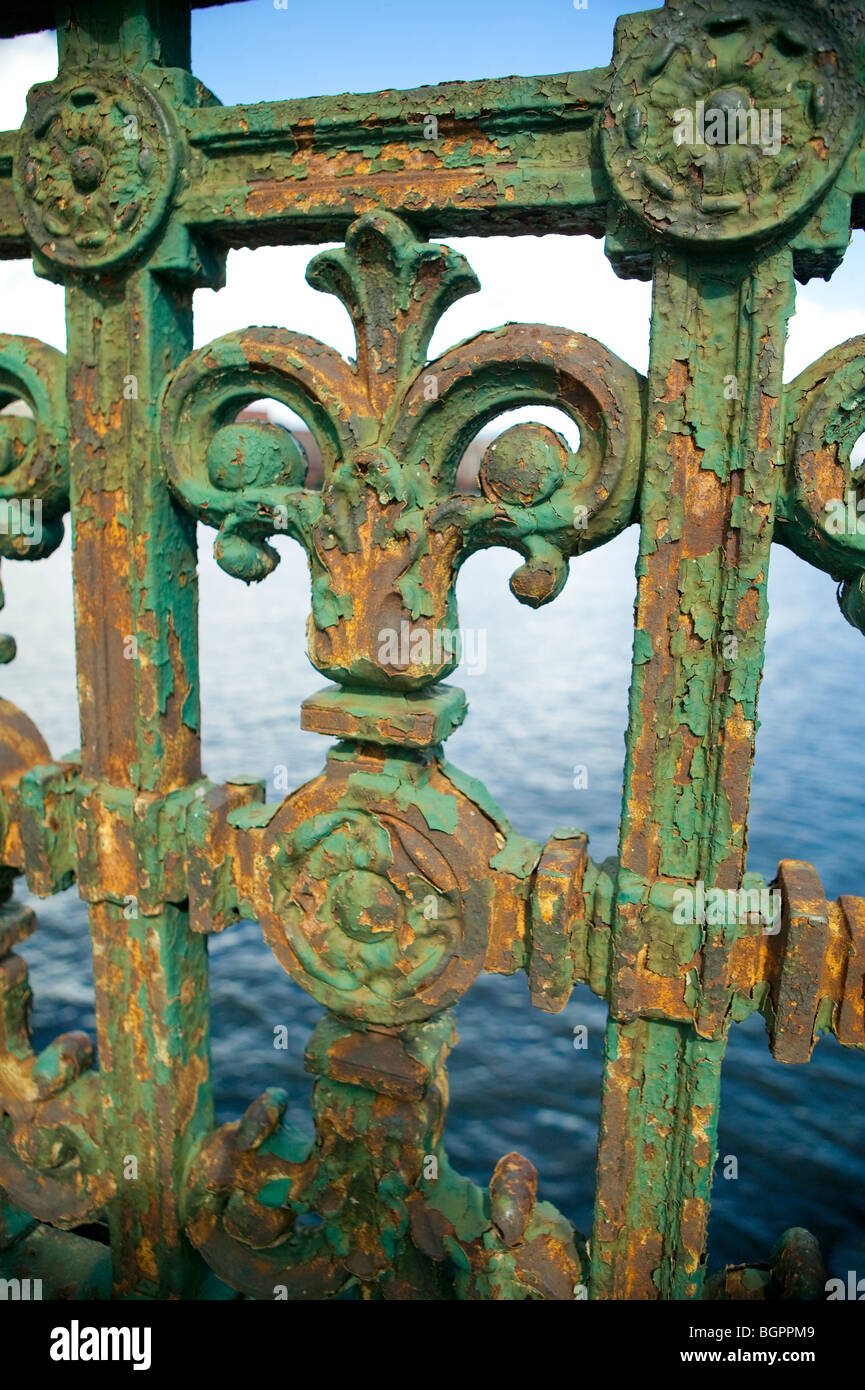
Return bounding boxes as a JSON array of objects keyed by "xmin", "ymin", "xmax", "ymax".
[
  {"xmin": 260, "ymin": 802, "xmax": 488, "ymax": 1026},
  {"xmin": 14, "ymin": 67, "xmax": 177, "ymax": 272},
  {"xmin": 602, "ymin": 3, "xmax": 863, "ymax": 246}
]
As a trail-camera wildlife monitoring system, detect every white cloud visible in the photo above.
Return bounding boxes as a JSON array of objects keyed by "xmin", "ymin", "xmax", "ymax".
[
  {"xmin": 434, "ymin": 234, "xmax": 652, "ymax": 374},
  {"xmin": 192, "ymin": 234, "xmax": 652, "ymax": 375},
  {"xmin": 0, "ymin": 258, "xmax": 65, "ymax": 351},
  {"xmin": 0, "ymin": 33, "xmax": 65, "ymax": 352},
  {"xmin": 784, "ymin": 291, "xmax": 865, "ymax": 382},
  {"xmin": 196, "ymin": 236, "xmax": 865, "ymax": 401},
  {"xmin": 0, "ymin": 31, "xmax": 56, "ymax": 131},
  {"xmin": 193, "ymin": 243, "xmax": 353, "ymax": 355}
]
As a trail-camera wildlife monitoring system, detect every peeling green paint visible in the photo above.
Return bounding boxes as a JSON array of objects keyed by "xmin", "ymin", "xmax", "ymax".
[{"xmin": 0, "ymin": 0, "xmax": 862, "ymax": 1308}]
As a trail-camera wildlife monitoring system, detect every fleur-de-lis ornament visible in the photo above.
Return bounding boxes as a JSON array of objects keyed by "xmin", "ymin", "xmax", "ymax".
[{"xmin": 162, "ymin": 211, "xmax": 644, "ymax": 691}]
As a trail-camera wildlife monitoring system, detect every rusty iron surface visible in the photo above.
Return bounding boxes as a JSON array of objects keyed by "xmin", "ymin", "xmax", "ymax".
[{"xmin": 0, "ymin": 0, "xmax": 863, "ymax": 1301}]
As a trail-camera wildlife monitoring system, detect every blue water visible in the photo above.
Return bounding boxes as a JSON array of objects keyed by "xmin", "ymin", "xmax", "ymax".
[{"xmin": 4, "ymin": 521, "xmax": 864, "ymax": 1287}]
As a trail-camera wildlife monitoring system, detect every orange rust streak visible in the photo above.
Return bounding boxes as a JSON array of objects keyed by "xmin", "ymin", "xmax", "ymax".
[{"xmin": 73, "ymin": 489, "xmax": 138, "ymax": 786}]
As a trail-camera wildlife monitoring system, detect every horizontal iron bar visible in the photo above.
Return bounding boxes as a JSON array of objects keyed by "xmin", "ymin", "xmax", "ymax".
[
  {"xmin": 179, "ymin": 72, "xmax": 609, "ymax": 246},
  {"xmin": 0, "ymin": 69, "xmax": 611, "ymax": 258}
]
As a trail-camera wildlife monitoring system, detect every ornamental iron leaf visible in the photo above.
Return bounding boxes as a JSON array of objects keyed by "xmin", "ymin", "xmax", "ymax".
[{"xmin": 161, "ymin": 211, "xmax": 645, "ymax": 690}]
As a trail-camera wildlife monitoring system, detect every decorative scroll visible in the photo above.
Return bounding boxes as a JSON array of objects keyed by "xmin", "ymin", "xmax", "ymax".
[
  {"xmin": 0, "ymin": 335, "xmax": 68, "ymax": 560},
  {"xmin": 184, "ymin": 1025, "xmax": 584, "ymax": 1301},
  {"xmin": 0, "ymin": 700, "xmax": 107, "ymax": 1231},
  {"xmin": 778, "ymin": 336, "xmax": 865, "ymax": 631}
]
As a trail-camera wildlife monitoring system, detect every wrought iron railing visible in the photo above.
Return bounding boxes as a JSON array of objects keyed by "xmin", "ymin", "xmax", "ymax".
[{"xmin": 0, "ymin": 0, "xmax": 863, "ymax": 1300}]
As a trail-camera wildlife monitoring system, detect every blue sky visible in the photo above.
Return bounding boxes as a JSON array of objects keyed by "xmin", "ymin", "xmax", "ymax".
[
  {"xmin": 190, "ymin": 0, "xmax": 864, "ymax": 358},
  {"xmin": 190, "ymin": 0, "xmax": 865, "ymax": 325},
  {"xmin": 0, "ymin": 6, "xmax": 862, "ymax": 373},
  {"xmin": 191, "ymin": 0, "xmax": 655, "ymax": 103}
]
